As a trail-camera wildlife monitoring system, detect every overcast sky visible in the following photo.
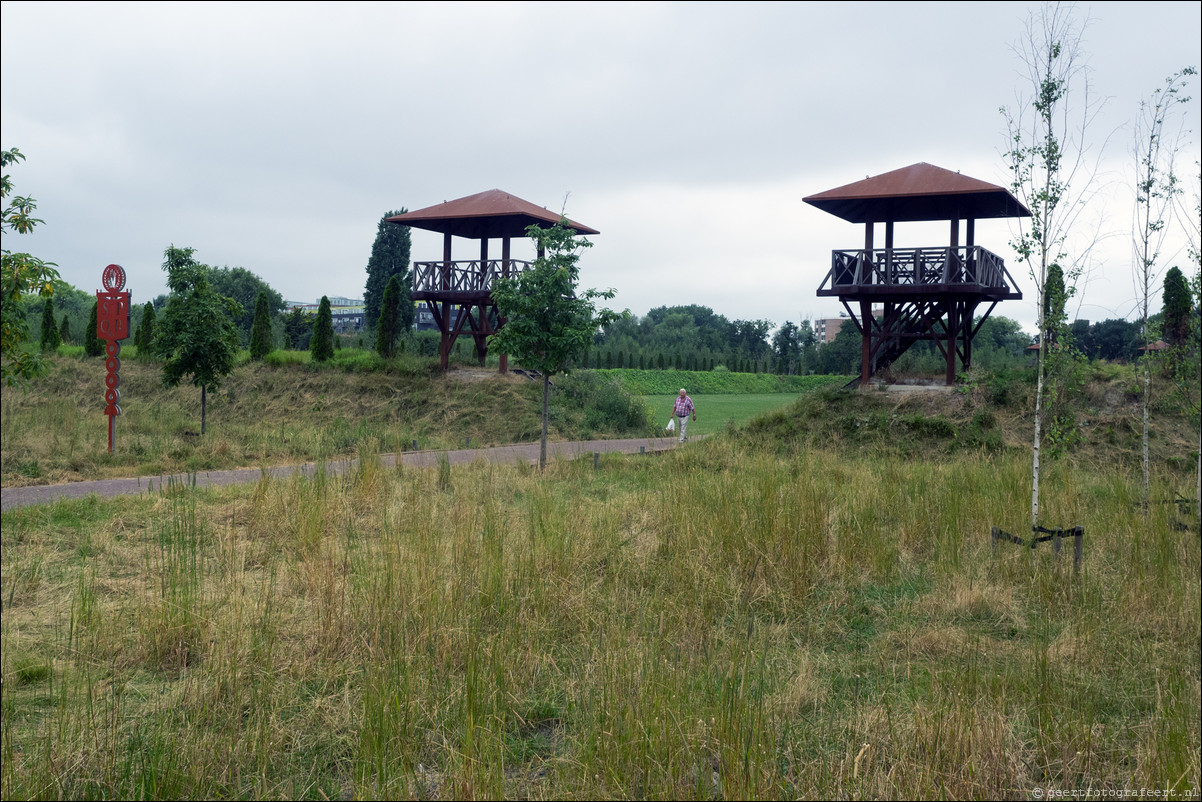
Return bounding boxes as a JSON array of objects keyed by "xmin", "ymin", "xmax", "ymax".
[{"xmin": 3, "ymin": 1, "xmax": 1199, "ymax": 335}]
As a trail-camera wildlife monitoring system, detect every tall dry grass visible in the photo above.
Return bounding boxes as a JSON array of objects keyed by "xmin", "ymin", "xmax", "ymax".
[{"xmin": 2, "ymin": 434, "xmax": 1198, "ymax": 799}]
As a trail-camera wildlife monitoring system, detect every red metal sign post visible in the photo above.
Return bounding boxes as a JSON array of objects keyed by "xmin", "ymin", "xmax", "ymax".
[{"xmin": 96, "ymin": 264, "xmax": 131, "ymax": 454}]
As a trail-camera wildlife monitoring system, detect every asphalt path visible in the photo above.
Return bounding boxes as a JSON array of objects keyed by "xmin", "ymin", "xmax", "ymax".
[{"xmin": 1, "ymin": 436, "xmax": 683, "ymax": 511}]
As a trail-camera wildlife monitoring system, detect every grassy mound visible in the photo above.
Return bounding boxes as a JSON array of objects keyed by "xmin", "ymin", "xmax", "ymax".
[{"xmin": 0, "ymin": 352, "xmax": 658, "ymax": 486}]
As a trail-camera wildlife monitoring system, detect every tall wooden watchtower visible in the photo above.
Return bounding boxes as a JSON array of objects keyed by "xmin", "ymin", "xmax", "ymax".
[
  {"xmin": 805, "ymin": 163, "xmax": 1030, "ymax": 386},
  {"xmin": 387, "ymin": 190, "xmax": 599, "ymax": 373}
]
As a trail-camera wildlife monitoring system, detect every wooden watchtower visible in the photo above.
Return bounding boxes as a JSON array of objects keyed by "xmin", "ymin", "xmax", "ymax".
[
  {"xmin": 387, "ymin": 190, "xmax": 599, "ymax": 373},
  {"xmin": 805, "ymin": 163, "xmax": 1030, "ymax": 386}
]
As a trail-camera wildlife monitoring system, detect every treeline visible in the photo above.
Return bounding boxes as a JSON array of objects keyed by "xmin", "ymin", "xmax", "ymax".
[
  {"xmin": 593, "ymin": 305, "xmax": 815, "ymax": 375},
  {"xmin": 592, "ymin": 305, "xmax": 1037, "ymax": 376},
  {"xmin": 24, "ymin": 263, "xmax": 289, "ymax": 352},
  {"xmin": 590, "ymin": 304, "xmax": 1188, "ymax": 378}
]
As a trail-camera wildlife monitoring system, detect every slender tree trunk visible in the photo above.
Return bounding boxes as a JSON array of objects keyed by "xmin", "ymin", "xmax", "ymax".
[
  {"xmin": 540, "ymin": 375, "xmax": 549, "ymax": 471},
  {"xmin": 1142, "ymin": 353, "xmax": 1151, "ymax": 509},
  {"xmin": 1032, "ymin": 332, "xmax": 1045, "ymax": 531},
  {"xmin": 201, "ymin": 383, "xmax": 207, "ymax": 436}
]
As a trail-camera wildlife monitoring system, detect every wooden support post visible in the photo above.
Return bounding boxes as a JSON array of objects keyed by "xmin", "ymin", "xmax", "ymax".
[
  {"xmin": 884, "ymin": 221, "xmax": 894, "ymax": 285},
  {"xmin": 1073, "ymin": 526, "xmax": 1083, "ymax": 573},
  {"xmin": 860, "ymin": 300, "xmax": 873, "ymax": 386},
  {"xmin": 945, "ymin": 302, "xmax": 957, "ymax": 385},
  {"xmin": 594, "ymin": 452, "xmax": 599, "ymax": 470},
  {"xmin": 499, "ymin": 237, "xmax": 511, "ymax": 373}
]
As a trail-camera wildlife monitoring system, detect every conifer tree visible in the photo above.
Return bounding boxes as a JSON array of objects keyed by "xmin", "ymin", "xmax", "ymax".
[
  {"xmin": 363, "ymin": 210, "xmax": 413, "ymax": 334},
  {"xmin": 136, "ymin": 302, "xmax": 156, "ymax": 355},
  {"xmin": 85, "ymin": 301, "xmax": 104, "ymax": 357},
  {"xmin": 311, "ymin": 296, "xmax": 335, "ymax": 362},
  {"xmin": 375, "ymin": 275, "xmax": 402, "ymax": 358},
  {"xmin": 39, "ymin": 296, "xmax": 60, "ymax": 351},
  {"xmin": 249, "ymin": 291, "xmax": 274, "ymax": 360}
]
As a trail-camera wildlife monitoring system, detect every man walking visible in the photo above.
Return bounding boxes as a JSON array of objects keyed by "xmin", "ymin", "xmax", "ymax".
[{"xmin": 673, "ymin": 388, "xmax": 696, "ymax": 443}]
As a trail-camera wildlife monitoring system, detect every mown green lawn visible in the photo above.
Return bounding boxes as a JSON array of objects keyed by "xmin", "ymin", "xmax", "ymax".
[{"xmin": 644, "ymin": 393, "xmax": 803, "ymax": 438}]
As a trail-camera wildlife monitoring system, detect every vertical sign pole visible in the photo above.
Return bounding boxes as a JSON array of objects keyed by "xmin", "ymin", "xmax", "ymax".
[{"xmin": 97, "ymin": 264, "xmax": 131, "ymax": 454}]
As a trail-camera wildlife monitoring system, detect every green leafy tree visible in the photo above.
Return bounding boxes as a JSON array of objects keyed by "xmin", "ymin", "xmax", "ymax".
[
  {"xmin": 2, "ymin": 148, "xmax": 62, "ymax": 386},
  {"xmin": 375, "ymin": 275, "xmax": 402, "ymax": 358},
  {"xmin": 204, "ymin": 265, "xmax": 285, "ymax": 345},
  {"xmin": 84, "ymin": 301, "xmax": 104, "ymax": 357},
  {"xmin": 249, "ymin": 291, "xmax": 274, "ymax": 360},
  {"xmin": 154, "ymin": 246, "xmax": 243, "ymax": 434},
  {"xmin": 58, "ymin": 314, "xmax": 70, "ymax": 345},
  {"xmin": 282, "ymin": 307, "xmax": 314, "ymax": 350},
  {"xmin": 310, "ymin": 296, "xmax": 334, "ymax": 362},
  {"xmin": 491, "ymin": 219, "xmax": 621, "ymax": 470},
  {"xmin": 364, "ymin": 210, "xmax": 413, "ymax": 335},
  {"xmin": 39, "ymin": 294, "xmax": 60, "ymax": 351}
]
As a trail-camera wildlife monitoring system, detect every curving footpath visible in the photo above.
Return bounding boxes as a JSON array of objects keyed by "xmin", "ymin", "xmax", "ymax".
[{"xmin": 1, "ymin": 437, "xmax": 683, "ymax": 511}]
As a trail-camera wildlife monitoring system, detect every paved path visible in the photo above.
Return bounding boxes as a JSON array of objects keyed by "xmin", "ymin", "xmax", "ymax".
[{"xmin": 1, "ymin": 437, "xmax": 682, "ymax": 511}]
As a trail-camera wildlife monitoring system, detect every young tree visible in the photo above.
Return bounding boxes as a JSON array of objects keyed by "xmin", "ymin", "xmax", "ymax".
[
  {"xmin": 375, "ymin": 275, "xmax": 402, "ymax": 359},
  {"xmin": 84, "ymin": 300, "xmax": 104, "ymax": 357},
  {"xmin": 58, "ymin": 314, "xmax": 70, "ymax": 345},
  {"xmin": 154, "ymin": 246, "xmax": 243, "ymax": 435},
  {"xmin": 1162, "ymin": 266, "xmax": 1192, "ymax": 346},
  {"xmin": 39, "ymin": 294, "xmax": 60, "ymax": 351},
  {"xmin": 491, "ymin": 219, "xmax": 621, "ymax": 470},
  {"xmin": 310, "ymin": 296, "xmax": 334, "ymax": 362},
  {"xmin": 249, "ymin": 291, "xmax": 274, "ymax": 360},
  {"xmin": 363, "ymin": 210, "xmax": 413, "ymax": 335},
  {"xmin": 1131, "ymin": 67, "xmax": 1195, "ymax": 507},
  {"xmin": 282, "ymin": 307, "xmax": 314, "ymax": 350},
  {"xmin": 2, "ymin": 148, "xmax": 62, "ymax": 386},
  {"xmin": 136, "ymin": 301, "xmax": 156, "ymax": 356},
  {"xmin": 1001, "ymin": 2, "xmax": 1105, "ymax": 532}
]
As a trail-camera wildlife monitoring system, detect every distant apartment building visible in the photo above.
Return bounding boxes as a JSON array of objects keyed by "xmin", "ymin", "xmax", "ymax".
[
  {"xmin": 287, "ymin": 298, "xmax": 365, "ymax": 334},
  {"xmin": 814, "ymin": 308, "xmax": 883, "ymax": 344},
  {"xmin": 815, "ymin": 316, "xmax": 849, "ymax": 344}
]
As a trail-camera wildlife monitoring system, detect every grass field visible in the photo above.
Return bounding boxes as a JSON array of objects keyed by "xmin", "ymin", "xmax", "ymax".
[
  {"xmin": 644, "ymin": 393, "xmax": 813, "ymax": 438},
  {"xmin": 2, "ymin": 355, "xmax": 1198, "ymax": 799},
  {"xmin": 2, "ymin": 434, "xmax": 1197, "ymax": 799}
]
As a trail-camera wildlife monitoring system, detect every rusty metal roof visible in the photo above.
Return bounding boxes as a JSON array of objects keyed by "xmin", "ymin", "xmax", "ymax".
[
  {"xmin": 386, "ymin": 189, "xmax": 599, "ymax": 239},
  {"xmin": 803, "ymin": 163, "xmax": 1031, "ymax": 223}
]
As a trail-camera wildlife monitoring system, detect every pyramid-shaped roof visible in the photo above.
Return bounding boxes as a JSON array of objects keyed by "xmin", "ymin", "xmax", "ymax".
[
  {"xmin": 804, "ymin": 163, "xmax": 1030, "ymax": 223},
  {"xmin": 387, "ymin": 189, "xmax": 599, "ymax": 239}
]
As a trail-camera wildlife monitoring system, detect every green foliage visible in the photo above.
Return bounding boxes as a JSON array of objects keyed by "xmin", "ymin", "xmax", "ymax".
[
  {"xmin": 282, "ymin": 307, "xmax": 314, "ymax": 350},
  {"xmin": 595, "ymin": 368, "xmax": 848, "ymax": 396},
  {"xmin": 204, "ymin": 264, "xmax": 285, "ymax": 345},
  {"xmin": 310, "ymin": 296, "xmax": 334, "ymax": 362},
  {"xmin": 58, "ymin": 313, "xmax": 70, "ymax": 345},
  {"xmin": 375, "ymin": 275, "xmax": 402, "ymax": 358},
  {"xmin": 135, "ymin": 301, "xmax": 156, "ymax": 355},
  {"xmin": 363, "ymin": 210, "xmax": 412, "ymax": 334},
  {"xmin": 555, "ymin": 372, "xmax": 654, "ymax": 433},
  {"xmin": 2, "ymin": 148, "xmax": 62, "ymax": 386},
  {"xmin": 154, "ymin": 246, "xmax": 243, "ymax": 433},
  {"xmin": 491, "ymin": 219, "xmax": 621, "ymax": 468},
  {"xmin": 490, "ymin": 221, "xmax": 620, "ymax": 378},
  {"xmin": 39, "ymin": 293, "xmax": 59, "ymax": 351},
  {"xmin": 249, "ymin": 291, "xmax": 274, "ymax": 360},
  {"xmin": 1163, "ymin": 266, "xmax": 1192, "ymax": 346},
  {"xmin": 84, "ymin": 301, "xmax": 104, "ymax": 357}
]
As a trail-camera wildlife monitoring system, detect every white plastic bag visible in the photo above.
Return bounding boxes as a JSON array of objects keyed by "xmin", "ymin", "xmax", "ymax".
[{"xmin": 666, "ymin": 417, "xmax": 675, "ymax": 432}]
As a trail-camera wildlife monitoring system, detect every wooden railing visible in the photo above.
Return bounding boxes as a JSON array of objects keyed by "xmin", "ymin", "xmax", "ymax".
[
  {"xmin": 412, "ymin": 260, "xmax": 533, "ymax": 295},
  {"xmin": 818, "ymin": 246, "xmax": 1016, "ymax": 293}
]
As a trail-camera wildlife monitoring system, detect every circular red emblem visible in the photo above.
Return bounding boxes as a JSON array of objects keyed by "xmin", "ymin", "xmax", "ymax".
[{"xmin": 102, "ymin": 264, "xmax": 126, "ymax": 292}]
